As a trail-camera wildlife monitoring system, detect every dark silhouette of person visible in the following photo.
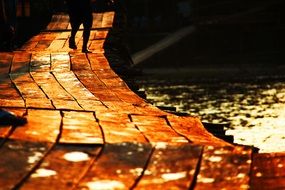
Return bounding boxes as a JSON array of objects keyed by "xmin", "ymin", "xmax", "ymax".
[{"xmin": 66, "ymin": 0, "xmax": 93, "ymax": 53}]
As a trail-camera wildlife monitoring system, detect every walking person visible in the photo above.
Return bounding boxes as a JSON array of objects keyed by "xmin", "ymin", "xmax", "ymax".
[{"xmin": 66, "ymin": 0, "xmax": 93, "ymax": 53}]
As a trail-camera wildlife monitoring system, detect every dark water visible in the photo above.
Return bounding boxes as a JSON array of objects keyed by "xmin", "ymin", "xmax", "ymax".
[{"xmin": 138, "ymin": 76, "xmax": 285, "ymax": 153}]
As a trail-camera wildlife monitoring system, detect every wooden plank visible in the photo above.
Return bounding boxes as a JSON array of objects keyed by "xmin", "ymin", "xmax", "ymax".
[
  {"xmin": 50, "ymin": 52, "xmax": 70, "ymax": 72},
  {"xmin": 100, "ymin": 77, "xmax": 126, "ymax": 88},
  {"xmin": 102, "ymin": 101, "xmax": 138, "ymax": 114},
  {"xmin": 77, "ymin": 143, "xmax": 153, "ymax": 190},
  {"xmin": 52, "ymin": 99, "xmax": 83, "ymax": 110},
  {"xmin": 53, "ymin": 71, "xmax": 98, "ymax": 101},
  {"xmin": 102, "ymin": 12, "xmax": 115, "ymax": 28},
  {"xmin": 10, "ymin": 48, "xmax": 47, "ymax": 109},
  {"xmin": 20, "ymin": 144, "xmax": 102, "ymax": 190},
  {"xmin": 9, "ymin": 109, "xmax": 61, "ymax": 142},
  {"xmin": 135, "ymin": 144, "xmax": 202, "ymax": 189},
  {"xmin": 112, "ymin": 88, "xmax": 145, "ymax": 104},
  {"xmin": 133, "ymin": 103, "xmax": 167, "ymax": 116},
  {"xmin": 99, "ymin": 120, "xmax": 147, "ymax": 143},
  {"xmin": 60, "ymin": 111, "xmax": 103, "ymax": 144},
  {"xmin": 87, "ymin": 53, "xmax": 111, "ymax": 70},
  {"xmin": 10, "ymin": 52, "xmax": 31, "ymax": 73},
  {"xmin": 251, "ymin": 153, "xmax": 285, "ymax": 190},
  {"xmin": 10, "ymin": 74, "xmax": 53, "ymax": 109},
  {"xmin": 0, "ymin": 52, "xmax": 13, "ymax": 77},
  {"xmin": 93, "ymin": 30, "xmax": 109, "ymax": 40},
  {"xmin": 0, "ymin": 98, "xmax": 25, "ymax": 108},
  {"xmin": 0, "ymin": 139, "xmax": 53, "ymax": 189},
  {"xmin": 25, "ymin": 98, "xmax": 53, "ymax": 109},
  {"xmin": 89, "ymin": 39, "xmax": 105, "ymax": 53},
  {"xmin": 31, "ymin": 71, "xmax": 76, "ymax": 101},
  {"xmin": 92, "ymin": 69, "xmax": 117, "ymax": 79},
  {"xmin": 195, "ymin": 146, "xmax": 252, "ymax": 190},
  {"xmin": 0, "ymin": 108, "xmax": 26, "ymax": 145},
  {"xmin": 0, "ymin": 53, "xmax": 25, "ymax": 107},
  {"xmin": 92, "ymin": 13, "xmax": 104, "ymax": 28},
  {"xmin": 167, "ymin": 115, "xmax": 230, "ymax": 146},
  {"xmin": 30, "ymin": 53, "xmax": 51, "ymax": 72},
  {"xmin": 0, "ymin": 80, "xmax": 24, "ymax": 100},
  {"xmin": 47, "ymin": 39, "xmax": 66, "ymax": 51},
  {"xmin": 19, "ymin": 41, "xmax": 38, "ymax": 51},
  {"xmin": 34, "ymin": 40, "xmax": 53, "ymax": 51},
  {"xmin": 130, "ymin": 115, "xmax": 188, "ymax": 144},
  {"xmin": 76, "ymin": 99, "xmax": 108, "ymax": 112},
  {"xmin": 70, "ymin": 53, "xmax": 92, "ymax": 71}
]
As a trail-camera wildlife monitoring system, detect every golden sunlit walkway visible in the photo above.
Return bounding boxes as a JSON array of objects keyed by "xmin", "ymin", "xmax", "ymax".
[{"xmin": 0, "ymin": 10, "xmax": 284, "ymax": 190}]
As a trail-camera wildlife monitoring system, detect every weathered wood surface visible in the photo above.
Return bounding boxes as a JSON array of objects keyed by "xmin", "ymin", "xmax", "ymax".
[
  {"xmin": 0, "ymin": 10, "xmax": 283, "ymax": 189},
  {"xmin": 251, "ymin": 153, "xmax": 285, "ymax": 190}
]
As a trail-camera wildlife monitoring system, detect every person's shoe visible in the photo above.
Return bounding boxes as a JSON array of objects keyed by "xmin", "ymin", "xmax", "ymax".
[
  {"xmin": 82, "ymin": 48, "xmax": 92, "ymax": 53},
  {"xmin": 69, "ymin": 39, "xmax": 77, "ymax": 49}
]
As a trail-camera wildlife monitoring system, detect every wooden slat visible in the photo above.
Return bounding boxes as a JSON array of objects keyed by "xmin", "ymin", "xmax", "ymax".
[
  {"xmin": 0, "ymin": 139, "xmax": 53, "ymax": 189},
  {"xmin": 9, "ymin": 109, "xmax": 61, "ymax": 142},
  {"xmin": 103, "ymin": 101, "xmax": 138, "ymax": 114},
  {"xmin": 102, "ymin": 12, "xmax": 115, "ymax": 28},
  {"xmin": 0, "ymin": 53, "xmax": 25, "ymax": 108},
  {"xmin": 251, "ymin": 153, "xmax": 285, "ymax": 190},
  {"xmin": 47, "ymin": 39, "xmax": 66, "ymax": 51},
  {"xmin": 10, "ymin": 52, "xmax": 31, "ymax": 73},
  {"xmin": 52, "ymin": 99, "xmax": 83, "ymax": 110},
  {"xmin": 31, "ymin": 71, "xmax": 73, "ymax": 100},
  {"xmin": 77, "ymin": 143, "xmax": 153, "ymax": 189},
  {"xmin": 88, "ymin": 39, "xmax": 105, "ymax": 53},
  {"xmin": 131, "ymin": 115, "xmax": 188, "ymax": 144},
  {"xmin": 30, "ymin": 53, "xmax": 51, "ymax": 72},
  {"xmin": 20, "ymin": 144, "xmax": 102, "ymax": 190},
  {"xmin": 70, "ymin": 54, "xmax": 121, "ymax": 102},
  {"xmin": 76, "ymin": 99, "xmax": 108, "ymax": 112},
  {"xmin": 95, "ymin": 110, "xmax": 130, "ymax": 123},
  {"xmin": 0, "ymin": 80, "xmax": 24, "ymax": 106},
  {"xmin": 135, "ymin": 144, "xmax": 202, "ymax": 189},
  {"xmin": 93, "ymin": 30, "xmax": 109, "ymax": 39},
  {"xmin": 53, "ymin": 71, "xmax": 98, "ymax": 101},
  {"xmin": 92, "ymin": 13, "xmax": 104, "ymax": 28},
  {"xmin": 87, "ymin": 53, "xmax": 111, "ymax": 70},
  {"xmin": 195, "ymin": 146, "xmax": 252, "ymax": 190},
  {"xmin": 167, "ymin": 115, "xmax": 230, "ymax": 146},
  {"xmin": 0, "ymin": 108, "xmax": 26, "ymax": 145},
  {"xmin": 10, "ymin": 58, "xmax": 53, "ymax": 109},
  {"xmin": 0, "ymin": 53, "xmax": 13, "ymax": 77},
  {"xmin": 99, "ymin": 120, "xmax": 147, "ymax": 143},
  {"xmin": 60, "ymin": 111, "xmax": 103, "ymax": 144},
  {"xmin": 19, "ymin": 41, "xmax": 38, "ymax": 51},
  {"xmin": 112, "ymin": 87, "xmax": 145, "ymax": 104}
]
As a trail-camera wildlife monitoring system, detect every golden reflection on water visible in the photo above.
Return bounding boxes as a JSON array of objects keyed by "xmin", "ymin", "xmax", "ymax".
[{"xmin": 141, "ymin": 80, "xmax": 285, "ymax": 153}]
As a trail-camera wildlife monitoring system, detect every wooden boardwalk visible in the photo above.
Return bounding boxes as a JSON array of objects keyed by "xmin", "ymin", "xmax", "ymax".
[{"xmin": 0, "ymin": 11, "xmax": 284, "ymax": 190}]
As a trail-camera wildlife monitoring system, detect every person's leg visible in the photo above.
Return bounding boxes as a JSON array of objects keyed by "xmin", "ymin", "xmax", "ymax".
[
  {"xmin": 82, "ymin": 14, "xmax": 93, "ymax": 52},
  {"xmin": 69, "ymin": 20, "xmax": 80, "ymax": 49},
  {"xmin": 66, "ymin": 0, "xmax": 80, "ymax": 50}
]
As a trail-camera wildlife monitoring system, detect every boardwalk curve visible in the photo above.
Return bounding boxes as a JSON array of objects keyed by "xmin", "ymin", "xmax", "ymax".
[{"xmin": 0, "ymin": 10, "xmax": 284, "ymax": 190}]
